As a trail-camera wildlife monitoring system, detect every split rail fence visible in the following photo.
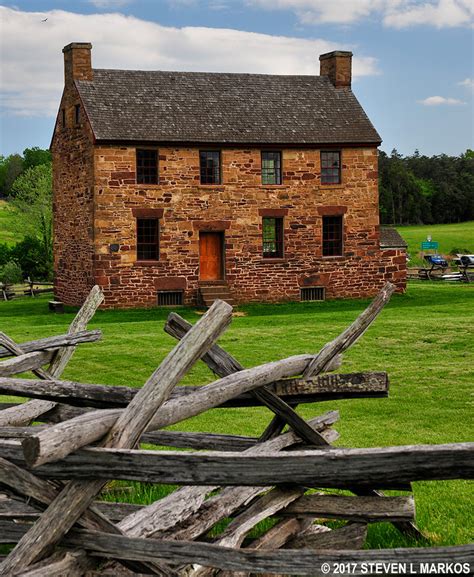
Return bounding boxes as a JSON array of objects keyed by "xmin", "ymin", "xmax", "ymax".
[{"xmin": 0, "ymin": 283, "xmax": 472, "ymax": 576}]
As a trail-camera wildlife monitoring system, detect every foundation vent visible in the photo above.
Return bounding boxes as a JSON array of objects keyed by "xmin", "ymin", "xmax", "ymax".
[
  {"xmin": 300, "ymin": 287, "xmax": 325, "ymax": 302},
  {"xmin": 157, "ymin": 290, "xmax": 183, "ymax": 307}
]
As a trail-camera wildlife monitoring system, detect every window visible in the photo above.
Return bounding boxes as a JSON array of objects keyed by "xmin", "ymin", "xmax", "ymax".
[
  {"xmin": 322, "ymin": 215, "xmax": 343, "ymax": 256},
  {"xmin": 136, "ymin": 149, "xmax": 158, "ymax": 184},
  {"xmin": 61, "ymin": 109, "xmax": 66, "ymax": 128},
  {"xmin": 199, "ymin": 151, "xmax": 221, "ymax": 184},
  {"xmin": 137, "ymin": 218, "xmax": 159, "ymax": 260},
  {"xmin": 262, "ymin": 217, "xmax": 284, "ymax": 258},
  {"xmin": 262, "ymin": 151, "xmax": 282, "ymax": 185},
  {"xmin": 301, "ymin": 287, "xmax": 325, "ymax": 301},
  {"xmin": 74, "ymin": 104, "xmax": 80, "ymax": 125},
  {"xmin": 321, "ymin": 151, "xmax": 341, "ymax": 184}
]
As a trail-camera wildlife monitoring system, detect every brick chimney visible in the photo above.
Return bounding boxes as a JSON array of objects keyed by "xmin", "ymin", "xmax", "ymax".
[
  {"xmin": 319, "ymin": 51, "xmax": 352, "ymax": 89},
  {"xmin": 63, "ymin": 42, "xmax": 93, "ymax": 85}
]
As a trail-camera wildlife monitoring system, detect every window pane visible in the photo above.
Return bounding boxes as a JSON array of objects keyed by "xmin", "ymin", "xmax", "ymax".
[
  {"xmin": 262, "ymin": 151, "xmax": 282, "ymax": 185},
  {"xmin": 137, "ymin": 218, "xmax": 159, "ymax": 260},
  {"xmin": 137, "ymin": 149, "xmax": 158, "ymax": 184},
  {"xmin": 263, "ymin": 217, "xmax": 284, "ymax": 258},
  {"xmin": 322, "ymin": 215, "xmax": 343, "ymax": 256},
  {"xmin": 321, "ymin": 151, "xmax": 341, "ymax": 184},
  {"xmin": 200, "ymin": 151, "xmax": 221, "ymax": 184}
]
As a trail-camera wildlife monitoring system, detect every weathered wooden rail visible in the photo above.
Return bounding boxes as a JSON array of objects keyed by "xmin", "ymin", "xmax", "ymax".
[{"xmin": 0, "ymin": 283, "xmax": 472, "ymax": 576}]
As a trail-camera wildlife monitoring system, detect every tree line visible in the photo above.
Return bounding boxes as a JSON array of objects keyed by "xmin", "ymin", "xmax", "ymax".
[
  {"xmin": 0, "ymin": 148, "xmax": 52, "ymax": 283},
  {"xmin": 379, "ymin": 149, "xmax": 474, "ymax": 225}
]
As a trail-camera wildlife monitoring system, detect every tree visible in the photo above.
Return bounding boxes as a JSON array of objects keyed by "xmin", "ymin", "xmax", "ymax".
[
  {"xmin": 23, "ymin": 147, "xmax": 51, "ymax": 170},
  {"xmin": 10, "ymin": 163, "xmax": 53, "ymax": 269},
  {"xmin": 0, "ymin": 154, "xmax": 24, "ymax": 197}
]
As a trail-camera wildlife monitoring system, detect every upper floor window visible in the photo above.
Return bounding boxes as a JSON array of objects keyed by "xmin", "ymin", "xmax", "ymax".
[
  {"xmin": 74, "ymin": 104, "xmax": 80, "ymax": 125},
  {"xmin": 262, "ymin": 151, "xmax": 282, "ymax": 185},
  {"xmin": 200, "ymin": 151, "xmax": 221, "ymax": 184},
  {"xmin": 321, "ymin": 151, "xmax": 341, "ymax": 184},
  {"xmin": 322, "ymin": 215, "xmax": 343, "ymax": 256},
  {"xmin": 262, "ymin": 217, "xmax": 284, "ymax": 258},
  {"xmin": 137, "ymin": 218, "xmax": 159, "ymax": 261},
  {"xmin": 136, "ymin": 149, "xmax": 158, "ymax": 185}
]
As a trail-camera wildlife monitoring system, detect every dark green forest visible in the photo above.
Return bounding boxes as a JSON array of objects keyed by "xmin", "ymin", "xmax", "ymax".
[{"xmin": 379, "ymin": 149, "xmax": 474, "ymax": 225}]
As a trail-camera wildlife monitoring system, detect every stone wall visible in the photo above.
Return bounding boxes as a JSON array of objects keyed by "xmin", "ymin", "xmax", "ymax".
[
  {"xmin": 87, "ymin": 144, "xmax": 405, "ymax": 308},
  {"xmin": 52, "ymin": 83, "xmax": 95, "ymax": 306}
]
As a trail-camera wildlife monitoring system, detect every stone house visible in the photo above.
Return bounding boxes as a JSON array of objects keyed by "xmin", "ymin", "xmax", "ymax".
[{"xmin": 52, "ymin": 43, "xmax": 406, "ymax": 308}]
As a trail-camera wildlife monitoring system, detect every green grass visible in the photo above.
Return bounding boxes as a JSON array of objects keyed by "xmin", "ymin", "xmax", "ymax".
[
  {"xmin": 396, "ymin": 221, "xmax": 474, "ymax": 266},
  {"xmin": 0, "ymin": 200, "xmax": 22, "ymax": 245},
  {"xmin": 0, "ymin": 283, "xmax": 473, "ymax": 549}
]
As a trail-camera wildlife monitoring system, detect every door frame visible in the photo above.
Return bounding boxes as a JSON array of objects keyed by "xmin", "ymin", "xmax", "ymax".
[{"xmin": 198, "ymin": 230, "xmax": 226, "ymax": 282}]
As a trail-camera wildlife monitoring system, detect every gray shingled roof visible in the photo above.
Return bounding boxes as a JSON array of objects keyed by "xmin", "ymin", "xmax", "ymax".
[
  {"xmin": 380, "ymin": 227, "xmax": 407, "ymax": 248},
  {"xmin": 76, "ymin": 69, "xmax": 381, "ymax": 145}
]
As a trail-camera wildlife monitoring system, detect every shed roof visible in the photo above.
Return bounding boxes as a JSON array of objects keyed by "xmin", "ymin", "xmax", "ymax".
[
  {"xmin": 380, "ymin": 227, "xmax": 407, "ymax": 249},
  {"xmin": 75, "ymin": 69, "xmax": 381, "ymax": 146}
]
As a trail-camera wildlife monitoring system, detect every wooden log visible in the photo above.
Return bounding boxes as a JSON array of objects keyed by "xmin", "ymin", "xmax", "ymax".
[
  {"xmin": 0, "ymin": 495, "xmax": 141, "ymax": 523},
  {"xmin": 0, "ymin": 401, "xmax": 57, "ymax": 428},
  {"xmin": 4, "ymin": 442, "xmax": 473, "ymax": 488},
  {"xmin": 11, "ymin": 550, "xmax": 94, "ymax": 577},
  {"xmin": 0, "ymin": 457, "xmax": 165, "ymax": 575},
  {"xmin": 21, "ymin": 353, "xmax": 315, "ymax": 467},
  {"xmin": 48, "ymin": 285, "xmax": 104, "ymax": 377},
  {"xmin": 280, "ymin": 494, "xmax": 415, "ymax": 522},
  {"xmin": 2, "ymin": 522, "xmax": 472, "ymax": 575},
  {"xmin": 117, "ymin": 412, "xmax": 339, "ymax": 541},
  {"xmin": 247, "ymin": 517, "xmax": 320, "ymax": 550},
  {"xmin": 0, "ymin": 330, "xmax": 102, "ymax": 359},
  {"xmin": 0, "ymin": 371, "xmax": 388, "ymax": 409},
  {"xmin": 101, "ymin": 417, "xmax": 336, "ymax": 575},
  {"xmin": 1, "ymin": 299, "xmax": 233, "ymax": 574},
  {"xmin": 56, "ymin": 531, "xmax": 474, "ymax": 575},
  {"xmin": 303, "ymin": 282, "xmax": 395, "ymax": 379},
  {"xmin": 164, "ymin": 314, "xmax": 330, "ymax": 446},
  {"xmin": 186, "ymin": 487, "xmax": 305, "ymax": 577},
  {"xmin": 260, "ymin": 282, "xmax": 395, "ymax": 442},
  {"xmin": 284, "ymin": 523, "xmax": 367, "ymax": 550},
  {"xmin": 0, "ymin": 350, "xmax": 56, "ymax": 377}
]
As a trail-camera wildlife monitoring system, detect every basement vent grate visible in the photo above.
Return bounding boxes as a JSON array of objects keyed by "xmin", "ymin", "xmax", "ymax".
[
  {"xmin": 157, "ymin": 290, "xmax": 184, "ymax": 307},
  {"xmin": 300, "ymin": 287, "xmax": 326, "ymax": 302}
]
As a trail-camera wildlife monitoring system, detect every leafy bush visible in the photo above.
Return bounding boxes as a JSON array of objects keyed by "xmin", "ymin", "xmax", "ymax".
[
  {"xmin": 449, "ymin": 247, "xmax": 472, "ymax": 255},
  {"xmin": 10, "ymin": 235, "xmax": 52, "ymax": 281},
  {"xmin": 0, "ymin": 242, "xmax": 12, "ymax": 266},
  {"xmin": 0, "ymin": 260, "xmax": 23, "ymax": 285}
]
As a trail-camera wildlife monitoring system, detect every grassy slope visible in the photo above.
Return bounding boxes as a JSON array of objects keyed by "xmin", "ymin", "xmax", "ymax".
[
  {"xmin": 0, "ymin": 200, "xmax": 21, "ymax": 246},
  {"xmin": 0, "ymin": 282, "xmax": 473, "ymax": 548},
  {"xmin": 396, "ymin": 221, "xmax": 474, "ymax": 265}
]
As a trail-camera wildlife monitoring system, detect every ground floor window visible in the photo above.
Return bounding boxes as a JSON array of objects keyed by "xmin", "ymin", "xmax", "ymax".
[
  {"xmin": 137, "ymin": 218, "xmax": 159, "ymax": 260},
  {"xmin": 322, "ymin": 215, "xmax": 343, "ymax": 256},
  {"xmin": 262, "ymin": 217, "xmax": 284, "ymax": 258}
]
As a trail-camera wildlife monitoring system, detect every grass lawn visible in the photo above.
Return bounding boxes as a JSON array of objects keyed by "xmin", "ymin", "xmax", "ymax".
[
  {"xmin": 0, "ymin": 200, "xmax": 22, "ymax": 246},
  {"xmin": 0, "ymin": 282, "xmax": 473, "ymax": 550},
  {"xmin": 396, "ymin": 221, "xmax": 474, "ymax": 266}
]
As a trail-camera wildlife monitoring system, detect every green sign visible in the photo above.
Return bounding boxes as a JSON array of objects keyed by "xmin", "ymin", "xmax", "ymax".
[{"xmin": 421, "ymin": 241, "xmax": 439, "ymax": 250}]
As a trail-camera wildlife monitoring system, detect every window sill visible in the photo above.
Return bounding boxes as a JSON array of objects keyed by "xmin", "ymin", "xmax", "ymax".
[
  {"xmin": 259, "ymin": 184, "xmax": 286, "ymax": 189},
  {"xmin": 320, "ymin": 183, "xmax": 344, "ymax": 189},
  {"xmin": 134, "ymin": 183, "xmax": 160, "ymax": 188},
  {"xmin": 321, "ymin": 255, "xmax": 345, "ymax": 259},
  {"xmin": 134, "ymin": 260, "xmax": 161, "ymax": 266},
  {"xmin": 262, "ymin": 257, "xmax": 286, "ymax": 263}
]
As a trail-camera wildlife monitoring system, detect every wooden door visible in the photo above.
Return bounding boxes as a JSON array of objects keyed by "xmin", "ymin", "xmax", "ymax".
[{"xmin": 199, "ymin": 232, "xmax": 223, "ymax": 280}]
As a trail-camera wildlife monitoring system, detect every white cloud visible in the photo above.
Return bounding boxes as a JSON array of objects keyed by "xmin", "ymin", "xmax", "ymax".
[
  {"xmin": 88, "ymin": 0, "xmax": 133, "ymax": 8},
  {"xmin": 459, "ymin": 78, "xmax": 474, "ymax": 92},
  {"xmin": 384, "ymin": 0, "xmax": 473, "ymax": 29},
  {"xmin": 0, "ymin": 6, "xmax": 378, "ymax": 118},
  {"xmin": 249, "ymin": 0, "xmax": 474, "ymax": 28},
  {"xmin": 418, "ymin": 95, "xmax": 466, "ymax": 105}
]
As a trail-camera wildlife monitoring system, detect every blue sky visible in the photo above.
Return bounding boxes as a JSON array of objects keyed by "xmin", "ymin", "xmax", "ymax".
[{"xmin": 0, "ymin": 0, "xmax": 472, "ymax": 157}]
